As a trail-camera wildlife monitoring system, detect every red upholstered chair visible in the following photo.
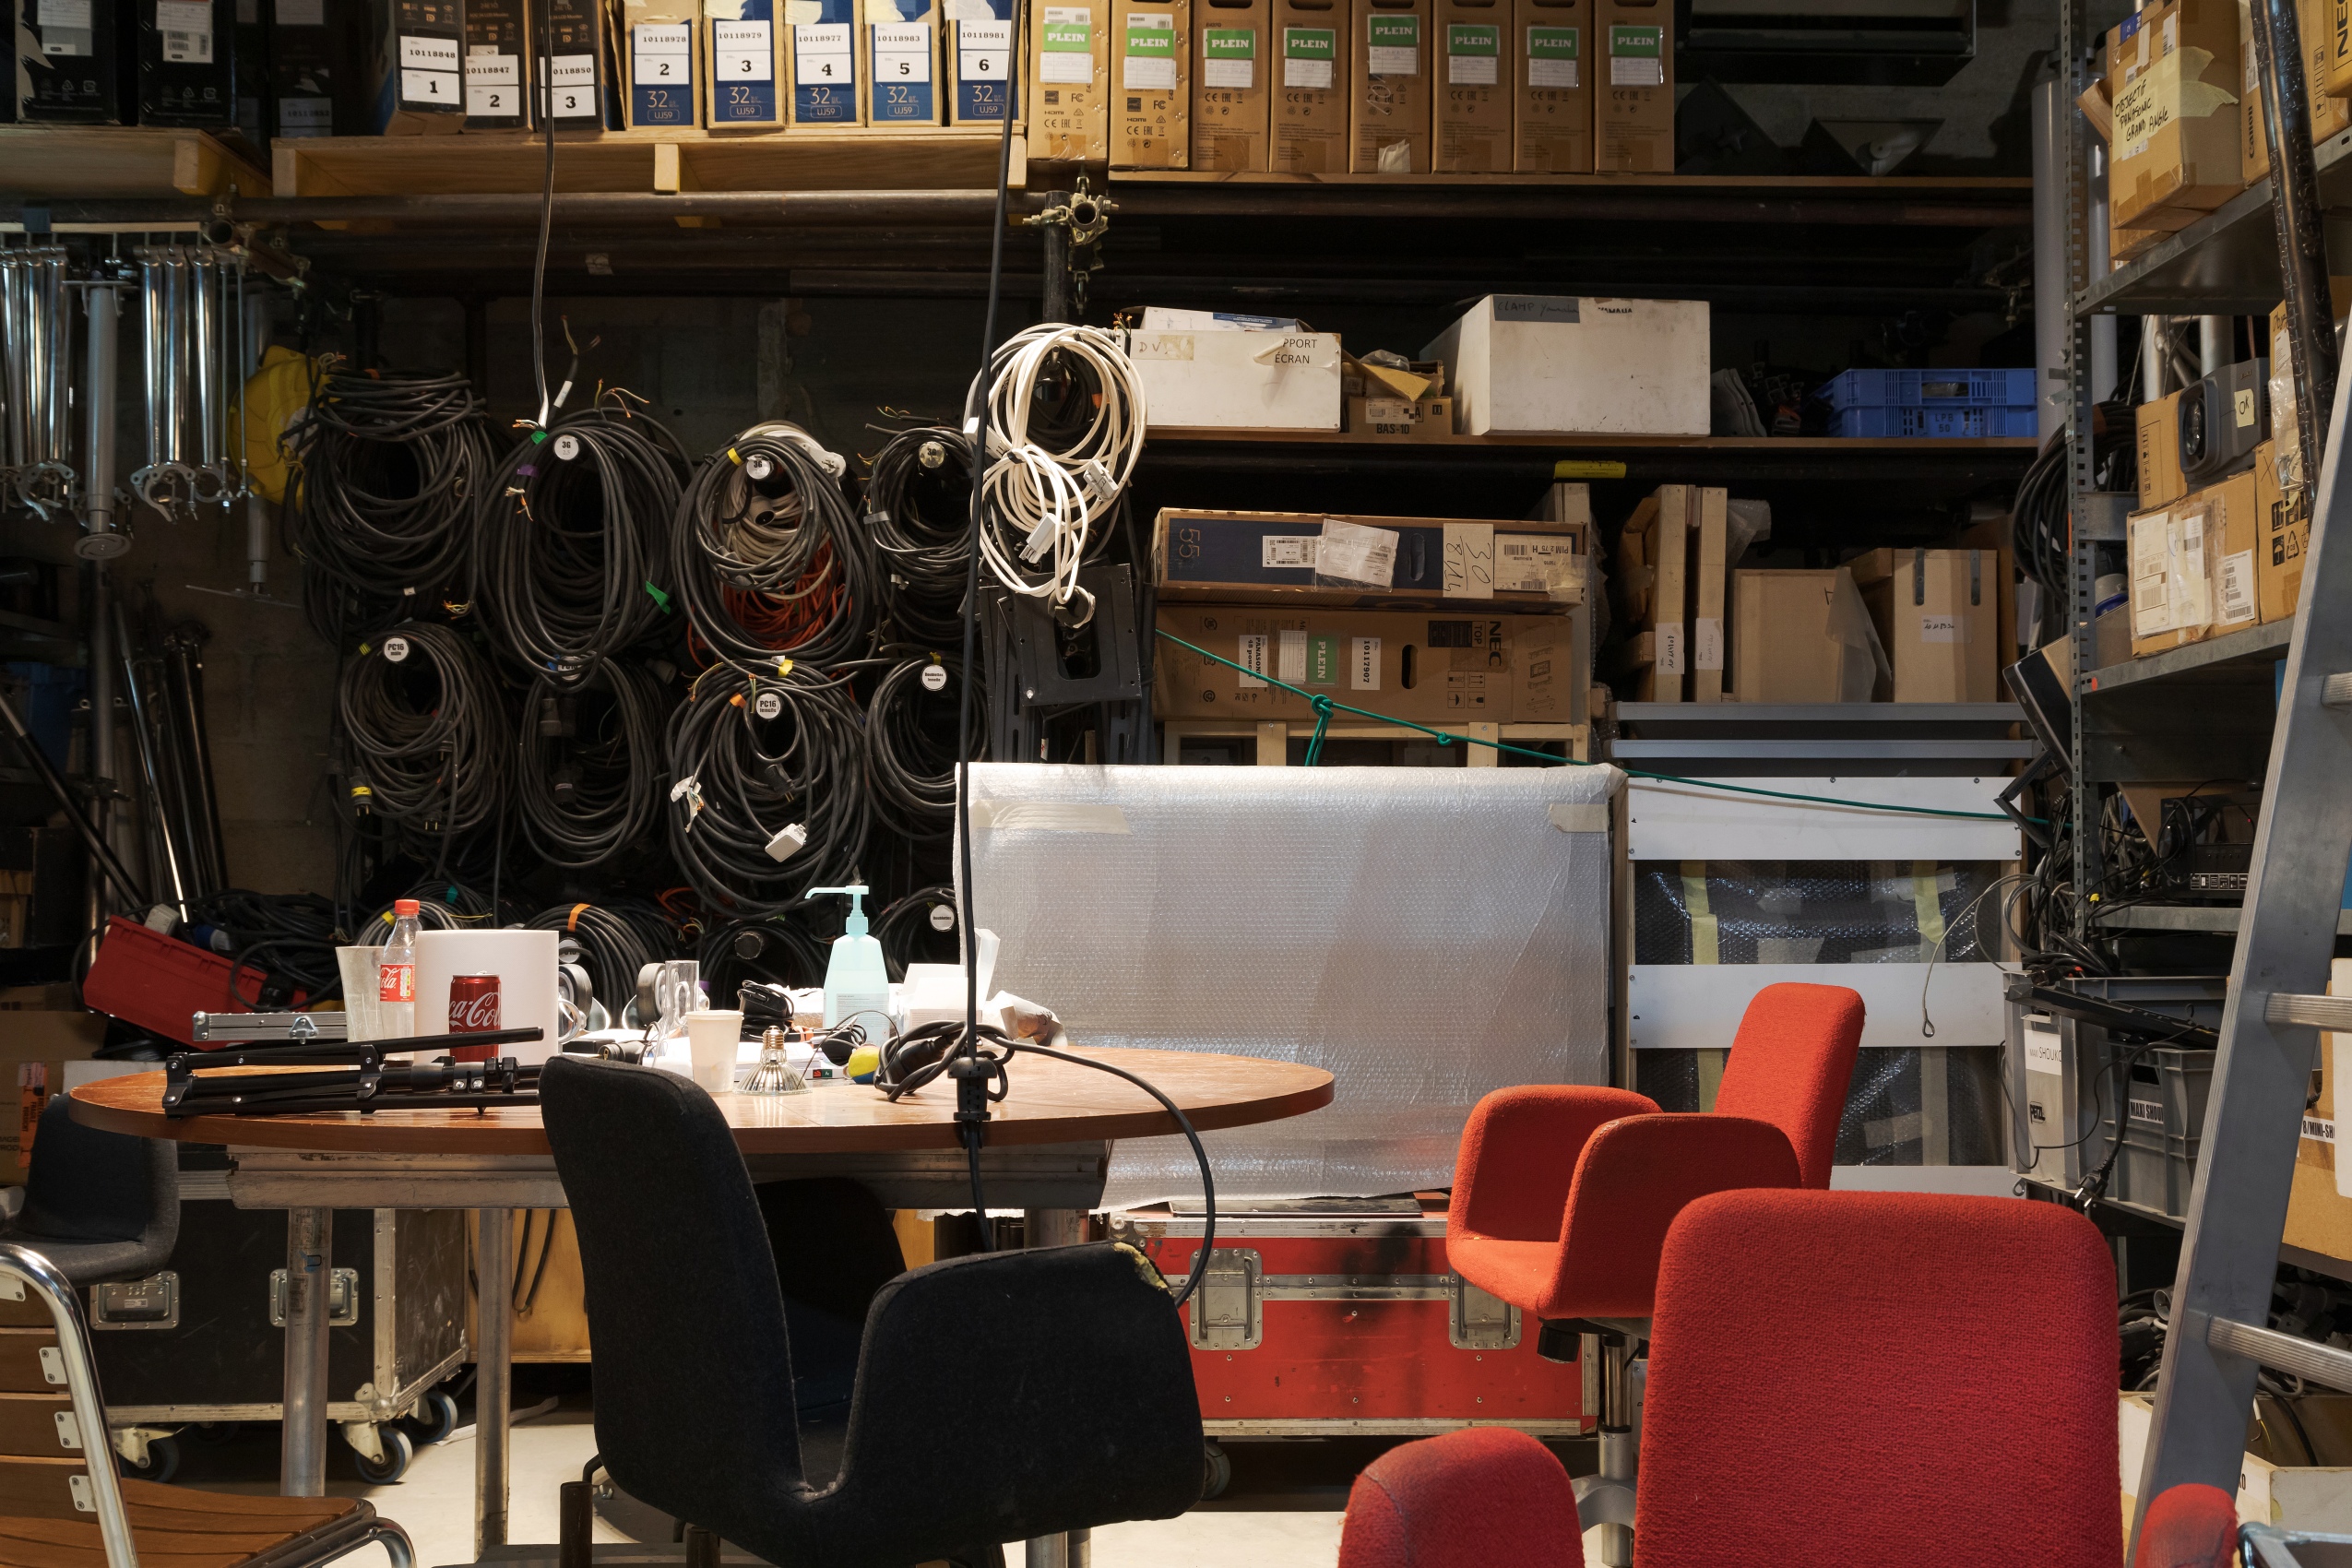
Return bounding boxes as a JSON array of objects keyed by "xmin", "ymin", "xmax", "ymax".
[
  {"xmin": 2131, "ymin": 1485, "xmax": 2239, "ymax": 1568},
  {"xmin": 1336, "ymin": 1428, "xmax": 1583, "ymax": 1568},
  {"xmin": 1444, "ymin": 981, "xmax": 1864, "ymax": 1562}
]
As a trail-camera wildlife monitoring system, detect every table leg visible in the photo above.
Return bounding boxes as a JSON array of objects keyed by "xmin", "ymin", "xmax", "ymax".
[
  {"xmin": 1023, "ymin": 1207, "xmax": 1089, "ymax": 1568},
  {"xmin": 476, "ymin": 1206, "xmax": 514, "ymax": 1558},
  {"xmin": 279, "ymin": 1207, "xmax": 333, "ymax": 1496}
]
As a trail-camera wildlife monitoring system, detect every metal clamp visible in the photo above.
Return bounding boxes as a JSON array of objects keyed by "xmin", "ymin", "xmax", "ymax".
[
  {"xmin": 89, "ymin": 1272, "xmax": 178, "ymax": 1332},
  {"xmin": 269, "ymin": 1266, "xmax": 361, "ymax": 1327}
]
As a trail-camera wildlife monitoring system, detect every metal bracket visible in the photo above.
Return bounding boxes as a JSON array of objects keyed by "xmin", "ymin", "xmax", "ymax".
[
  {"xmin": 90, "ymin": 1272, "xmax": 178, "ymax": 1331},
  {"xmin": 53, "ymin": 1409, "xmax": 79, "ymax": 1450},
  {"xmin": 1189, "ymin": 1249, "xmax": 1263, "ymax": 1350},
  {"xmin": 39, "ymin": 1346, "xmax": 65, "ymax": 1385},
  {"xmin": 67, "ymin": 1473, "xmax": 93, "ymax": 1514},
  {"xmin": 269, "ymin": 1266, "xmax": 360, "ymax": 1327},
  {"xmin": 1448, "ymin": 1277, "xmax": 1521, "ymax": 1350},
  {"xmin": 1022, "ymin": 174, "xmax": 1116, "ymax": 318}
]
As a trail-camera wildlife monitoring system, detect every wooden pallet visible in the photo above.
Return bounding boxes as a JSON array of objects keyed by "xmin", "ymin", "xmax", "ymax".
[
  {"xmin": 270, "ymin": 125, "xmax": 1026, "ymax": 197},
  {"xmin": 1160, "ymin": 719, "xmax": 1590, "ymax": 766},
  {"xmin": 0, "ymin": 125, "xmax": 267, "ymax": 202}
]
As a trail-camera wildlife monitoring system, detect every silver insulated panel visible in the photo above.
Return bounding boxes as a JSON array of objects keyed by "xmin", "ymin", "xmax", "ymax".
[{"xmin": 961, "ymin": 763, "xmax": 1621, "ymax": 1206}]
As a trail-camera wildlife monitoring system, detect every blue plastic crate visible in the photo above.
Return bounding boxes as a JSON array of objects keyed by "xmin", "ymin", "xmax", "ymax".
[
  {"xmin": 1823, "ymin": 368, "xmax": 2039, "ymax": 410},
  {"xmin": 1829, "ymin": 405, "xmax": 2042, "ymax": 438}
]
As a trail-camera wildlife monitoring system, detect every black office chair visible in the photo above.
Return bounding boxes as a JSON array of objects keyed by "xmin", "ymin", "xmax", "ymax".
[
  {"xmin": 539, "ymin": 1054, "xmax": 1206, "ymax": 1568},
  {"xmin": 2, "ymin": 1095, "xmax": 178, "ymax": 1284}
]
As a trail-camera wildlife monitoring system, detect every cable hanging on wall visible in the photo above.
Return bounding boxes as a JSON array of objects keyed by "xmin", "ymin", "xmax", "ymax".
[
  {"xmin": 862, "ymin": 425, "xmax": 979, "ymax": 644},
  {"xmin": 476, "ymin": 407, "xmax": 690, "ymax": 685},
  {"xmin": 513, "ymin": 659, "xmax": 672, "ymax": 870},
  {"xmin": 526, "ymin": 899, "xmax": 680, "ymax": 1020},
  {"xmin": 970, "ymin": 324, "xmax": 1146, "ymax": 626},
  {"xmin": 338, "ymin": 623, "xmax": 512, "ymax": 849},
  {"xmin": 698, "ymin": 912, "xmax": 831, "ymax": 1006},
  {"xmin": 863, "ymin": 651, "xmax": 976, "ymax": 840},
  {"xmin": 664, "ymin": 660, "xmax": 870, "ymax": 917},
  {"xmin": 671, "ymin": 421, "xmax": 873, "ymax": 672}
]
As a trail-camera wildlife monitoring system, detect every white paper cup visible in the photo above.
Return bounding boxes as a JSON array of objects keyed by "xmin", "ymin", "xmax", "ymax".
[{"xmin": 685, "ymin": 1009, "xmax": 745, "ymax": 1095}]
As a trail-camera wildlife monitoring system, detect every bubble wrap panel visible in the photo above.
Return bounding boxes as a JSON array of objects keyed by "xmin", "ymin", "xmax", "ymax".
[
  {"xmin": 963, "ymin": 762, "xmax": 1623, "ymax": 1206},
  {"xmin": 1632, "ymin": 861, "xmax": 2002, "ymax": 966}
]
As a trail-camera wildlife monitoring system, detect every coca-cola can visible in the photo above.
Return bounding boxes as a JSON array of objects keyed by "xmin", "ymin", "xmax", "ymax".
[{"xmin": 449, "ymin": 974, "xmax": 502, "ymax": 1034}]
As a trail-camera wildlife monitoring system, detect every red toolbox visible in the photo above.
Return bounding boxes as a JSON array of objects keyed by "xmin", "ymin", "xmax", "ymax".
[
  {"xmin": 1109, "ymin": 1196, "xmax": 1590, "ymax": 1439},
  {"xmin": 81, "ymin": 915, "xmax": 308, "ymax": 1047}
]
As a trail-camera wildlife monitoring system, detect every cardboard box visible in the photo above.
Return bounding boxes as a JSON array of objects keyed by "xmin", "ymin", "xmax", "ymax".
[
  {"xmin": 1350, "ymin": 0, "xmax": 1431, "ymax": 171},
  {"xmin": 1033, "ymin": 0, "xmax": 1111, "ymax": 157},
  {"xmin": 2303, "ymin": 0, "xmax": 2350, "ymax": 141},
  {"xmin": 1849, "ymin": 548, "xmax": 2004, "ymax": 702},
  {"xmin": 706, "ymin": 0, "xmax": 784, "ymax": 124},
  {"xmin": 2257, "ymin": 436, "xmax": 2312, "ymax": 623},
  {"xmin": 2199, "ymin": 469, "xmax": 2266, "ymax": 631},
  {"xmin": 1729, "ymin": 568, "xmax": 1881, "ymax": 703},
  {"xmin": 2106, "ymin": 0, "xmax": 2242, "ymax": 231},
  {"xmin": 1513, "ymin": 0, "xmax": 1588, "ymax": 171},
  {"xmin": 1594, "ymin": 0, "xmax": 1667, "ymax": 172},
  {"xmin": 1193, "ymin": 0, "xmax": 1270, "ymax": 168},
  {"xmin": 0, "ymin": 1014, "xmax": 104, "ymax": 1187},
  {"xmin": 1688, "ymin": 485, "xmax": 1726, "ymax": 703},
  {"xmin": 1432, "ymin": 0, "xmax": 1509, "ymax": 170},
  {"xmin": 1347, "ymin": 392, "xmax": 1455, "ymax": 435},
  {"xmin": 1130, "ymin": 328, "xmax": 1343, "ymax": 430},
  {"xmin": 2137, "ymin": 391, "xmax": 2187, "ymax": 509},
  {"xmin": 16, "ymin": 0, "xmax": 132, "ymax": 120},
  {"xmin": 2242, "ymin": 0, "xmax": 2267, "ymax": 183},
  {"xmin": 1614, "ymin": 484, "xmax": 1690, "ymax": 701},
  {"xmin": 1153, "ymin": 509, "xmax": 1587, "ymax": 607},
  {"xmin": 787, "ymin": 0, "xmax": 862, "ymax": 124},
  {"xmin": 867, "ymin": 0, "xmax": 943, "ymax": 123},
  {"xmin": 1153, "ymin": 606, "xmax": 1579, "ymax": 722},
  {"xmin": 459, "ymin": 0, "xmax": 529, "ymax": 125},
  {"xmin": 950, "ymin": 0, "xmax": 1015, "ymax": 122},
  {"xmin": 266, "ymin": 0, "xmax": 362, "ymax": 137},
  {"xmin": 539, "ymin": 0, "xmax": 614, "ymax": 125},
  {"xmin": 1422, "ymin": 293, "xmax": 1710, "ymax": 436},
  {"xmin": 366, "ymin": 0, "xmax": 469, "ymax": 130},
  {"xmin": 138, "ymin": 0, "xmax": 239, "ymax": 126},
  {"xmin": 2128, "ymin": 500, "xmax": 2215, "ymax": 657},
  {"xmin": 2284, "ymin": 958, "xmax": 2352, "ymax": 1263},
  {"xmin": 1271, "ymin": 0, "xmax": 1347, "ymax": 168},
  {"xmin": 1529, "ymin": 480, "xmax": 1595, "ymax": 727},
  {"xmin": 1114, "ymin": 0, "xmax": 1188, "ymax": 164},
  {"xmin": 623, "ymin": 0, "xmax": 697, "ymax": 125}
]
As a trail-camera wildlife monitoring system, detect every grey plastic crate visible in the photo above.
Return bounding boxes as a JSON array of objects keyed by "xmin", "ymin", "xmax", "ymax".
[{"xmin": 2108, "ymin": 1047, "xmax": 2215, "ymax": 1219}]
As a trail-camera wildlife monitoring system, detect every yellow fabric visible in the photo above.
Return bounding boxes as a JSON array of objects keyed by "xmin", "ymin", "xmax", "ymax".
[{"xmin": 241, "ymin": 346, "xmax": 326, "ymax": 505}]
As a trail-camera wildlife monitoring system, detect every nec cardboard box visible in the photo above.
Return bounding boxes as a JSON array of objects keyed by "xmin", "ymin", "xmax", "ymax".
[
  {"xmin": 2128, "ymin": 500, "xmax": 2216, "ymax": 658},
  {"xmin": 1271, "ymin": 0, "xmax": 1347, "ymax": 169},
  {"xmin": 787, "ymin": 0, "xmax": 861, "ymax": 125},
  {"xmin": 950, "ymin": 0, "xmax": 1015, "ymax": 122},
  {"xmin": 1513, "ymin": 0, "xmax": 1587, "ymax": 170},
  {"xmin": 867, "ymin": 0, "xmax": 942, "ymax": 123},
  {"xmin": 1729, "ymin": 568, "xmax": 1880, "ymax": 703},
  {"xmin": 2256, "ymin": 438, "xmax": 2312, "ymax": 623},
  {"xmin": 1424, "ymin": 293, "xmax": 1710, "ymax": 436},
  {"xmin": 1033, "ymin": 0, "xmax": 1110, "ymax": 156},
  {"xmin": 1153, "ymin": 510, "xmax": 1586, "ymax": 607},
  {"xmin": 706, "ymin": 0, "xmax": 784, "ymax": 125},
  {"xmin": 1153, "ymin": 607, "xmax": 1577, "ymax": 722},
  {"xmin": 366, "ymin": 0, "xmax": 469, "ymax": 131},
  {"xmin": 2303, "ymin": 0, "xmax": 2350, "ymax": 139},
  {"xmin": 1350, "ymin": 0, "xmax": 1431, "ymax": 171},
  {"xmin": 1594, "ymin": 0, "xmax": 1667, "ymax": 172},
  {"xmin": 1193, "ymin": 0, "xmax": 1270, "ymax": 168},
  {"xmin": 2138, "ymin": 391, "xmax": 2187, "ymax": 509},
  {"xmin": 1114, "ymin": 0, "xmax": 1187, "ymax": 164},
  {"xmin": 2105, "ymin": 0, "xmax": 2241, "ymax": 232},
  {"xmin": 622, "ymin": 0, "xmax": 697, "ymax": 125},
  {"xmin": 1849, "ymin": 548, "xmax": 2003, "ymax": 703},
  {"xmin": 1130, "ymin": 328, "xmax": 1343, "ymax": 429},
  {"xmin": 1431, "ymin": 0, "xmax": 1508, "ymax": 169}
]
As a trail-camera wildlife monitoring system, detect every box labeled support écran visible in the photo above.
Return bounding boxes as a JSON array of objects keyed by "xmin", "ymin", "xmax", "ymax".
[
  {"xmin": 1154, "ymin": 606, "xmax": 1577, "ymax": 721},
  {"xmin": 1114, "ymin": 0, "xmax": 1188, "ymax": 164}
]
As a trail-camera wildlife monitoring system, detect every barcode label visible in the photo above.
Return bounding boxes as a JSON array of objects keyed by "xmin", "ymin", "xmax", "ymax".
[
  {"xmin": 2218, "ymin": 548, "xmax": 2258, "ymax": 624},
  {"xmin": 2306, "ymin": 1115, "xmax": 2336, "ymax": 1145},
  {"xmin": 158, "ymin": 0, "xmax": 214, "ymax": 61},
  {"xmin": 873, "ymin": 21, "xmax": 932, "ymax": 82}
]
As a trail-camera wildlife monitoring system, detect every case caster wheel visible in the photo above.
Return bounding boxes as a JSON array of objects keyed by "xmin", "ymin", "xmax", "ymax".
[
  {"xmin": 348, "ymin": 1425, "xmax": 413, "ymax": 1484},
  {"xmin": 117, "ymin": 1432, "xmax": 180, "ymax": 1486},
  {"xmin": 191, "ymin": 1421, "xmax": 242, "ymax": 1446},
  {"xmin": 1202, "ymin": 1439, "xmax": 1231, "ymax": 1500},
  {"xmin": 404, "ymin": 1389, "xmax": 459, "ymax": 1446}
]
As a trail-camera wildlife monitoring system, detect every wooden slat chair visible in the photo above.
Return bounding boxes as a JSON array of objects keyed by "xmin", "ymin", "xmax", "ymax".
[{"xmin": 0, "ymin": 1241, "xmax": 413, "ymax": 1568}]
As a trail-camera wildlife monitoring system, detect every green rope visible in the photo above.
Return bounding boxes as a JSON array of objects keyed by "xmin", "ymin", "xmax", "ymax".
[{"xmin": 1154, "ymin": 629, "xmax": 2037, "ymax": 826}]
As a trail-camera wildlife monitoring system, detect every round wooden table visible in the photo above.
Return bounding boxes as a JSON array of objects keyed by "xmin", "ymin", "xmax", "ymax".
[{"xmin": 70, "ymin": 1048, "xmax": 1334, "ymax": 1562}]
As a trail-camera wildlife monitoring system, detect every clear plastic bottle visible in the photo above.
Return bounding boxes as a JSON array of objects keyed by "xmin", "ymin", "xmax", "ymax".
[{"xmin": 377, "ymin": 898, "xmax": 422, "ymax": 1039}]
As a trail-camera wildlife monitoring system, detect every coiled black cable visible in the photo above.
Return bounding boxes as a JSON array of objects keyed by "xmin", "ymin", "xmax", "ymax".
[
  {"xmin": 338, "ymin": 624, "xmax": 511, "ymax": 843},
  {"xmin": 2012, "ymin": 400, "xmax": 2136, "ymax": 647},
  {"xmin": 513, "ymin": 659, "xmax": 671, "ymax": 869},
  {"xmin": 191, "ymin": 889, "xmax": 345, "ymax": 1003},
  {"xmin": 362, "ymin": 879, "xmax": 503, "ymax": 937},
  {"xmin": 873, "ymin": 883, "xmax": 958, "ymax": 981},
  {"xmin": 699, "ymin": 913, "xmax": 830, "ymax": 1009},
  {"xmin": 671, "ymin": 422, "xmax": 874, "ymax": 672},
  {"xmin": 526, "ymin": 899, "xmax": 677, "ymax": 1019},
  {"xmin": 862, "ymin": 426, "xmax": 977, "ymax": 643},
  {"xmin": 664, "ymin": 662, "xmax": 870, "ymax": 917},
  {"xmin": 476, "ymin": 409, "xmax": 689, "ymax": 686},
  {"xmin": 863, "ymin": 653, "xmax": 975, "ymax": 840},
  {"xmin": 287, "ymin": 368, "xmax": 498, "ymax": 644}
]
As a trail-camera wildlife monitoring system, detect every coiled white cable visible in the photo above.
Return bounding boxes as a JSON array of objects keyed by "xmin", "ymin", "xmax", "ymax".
[{"xmin": 972, "ymin": 323, "xmax": 1146, "ymax": 624}]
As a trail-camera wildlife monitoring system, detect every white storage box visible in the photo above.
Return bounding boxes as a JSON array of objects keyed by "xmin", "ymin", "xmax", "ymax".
[
  {"xmin": 1421, "ymin": 294, "xmax": 1711, "ymax": 436},
  {"xmin": 1128, "ymin": 328, "xmax": 1344, "ymax": 431}
]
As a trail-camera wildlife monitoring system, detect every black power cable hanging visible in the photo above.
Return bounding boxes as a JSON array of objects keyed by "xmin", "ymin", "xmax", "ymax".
[
  {"xmin": 339, "ymin": 624, "xmax": 512, "ymax": 848},
  {"xmin": 699, "ymin": 912, "xmax": 831, "ymax": 1011},
  {"xmin": 525, "ymin": 900, "xmax": 675, "ymax": 1021},
  {"xmin": 873, "ymin": 883, "xmax": 958, "ymax": 981},
  {"xmin": 671, "ymin": 422, "xmax": 874, "ymax": 672},
  {"xmin": 664, "ymin": 661, "xmax": 869, "ymax": 917},
  {"xmin": 476, "ymin": 408, "xmax": 691, "ymax": 686},
  {"xmin": 863, "ymin": 652, "xmax": 975, "ymax": 840},
  {"xmin": 286, "ymin": 367, "xmax": 498, "ymax": 644},
  {"xmin": 862, "ymin": 426, "xmax": 978, "ymax": 644},
  {"xmin": 189, "ymin": 890, "xmax": 345, "ymax": 1003},
  {"xmin": 513, "ymin": 659, "xmax": 671, "ymax": 870}
]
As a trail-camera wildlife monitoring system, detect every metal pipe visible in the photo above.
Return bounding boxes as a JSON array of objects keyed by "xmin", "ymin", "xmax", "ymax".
[
  {"xmin": 2252, "ymin": 0, "xmax": 2340, "ymax": 490},
  {"xmin": 77, "ymin": 279, "xmax": 131, "ymax": 561},
  {"xmin": 476, "ymin": 1206, "xmax": 514, "ymax": 1556},
  {"xmin": 0, "ymin": 1247, "xmax": 139, "ymax": 1568},
  {"xmin": 111, "ymin": 600, "xmax": 189, "ymax": 918},
  {"xmin": 2200, "ymin": 315, "xmax": 2233, "ymax": 374},
  {"xmin": 0, "ymin": 681, "xmax": 142, "ymax": 907},
  {"xmin": 86, "ymin": 564, "xmax": 127, "ymax": 911},
  {"xmin": 280, "ymin": 1206, "xmax": 334, "ymax": 1496},
  {"xmin": 2034, "ymin": 77, "xmax": 2070, "ymax": 440},
  {"xmin": 164, "ymin": 626, "xmax": 227, "ymax": 891},
  {"xmin": 2089, "ymin": 146, "xmax": 2120, "ymax": 400}
]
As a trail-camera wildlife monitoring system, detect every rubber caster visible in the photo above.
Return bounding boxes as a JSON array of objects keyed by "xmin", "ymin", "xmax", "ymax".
[
  {"xmin": 350, "ymin": 1427, "xmax": 413, "ymax": 1484},
  {"xmin": 404, "ymin": 1389, "xmax": 459, "ymax": 1446},
  {"xmin": 1201, "ymin": 1439, "xmax": 1231, "ymax": 1500},
  {"xmin": 119, "ymin": 1433, "xmax": 181, "ymax": 1486},
  {"xmin": 191, "ymin": 1421, "xmax": 242, "ymax": 1446}
]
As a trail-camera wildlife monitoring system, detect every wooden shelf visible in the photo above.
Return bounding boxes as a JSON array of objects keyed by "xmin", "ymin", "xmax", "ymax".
[
  {"xmin": 269, "ymin": 125, "xmax": 1026, "ymax": 199},
  {"xmin": 0, "ymin": 125, "xmax": 267, "ymax": 204},
  {"xmin": 1112, "ymin": 170, "xmax": 2031, "ymax": 192},
  {"xmin": 1146, "ymin": 428, "xmax": 2042, "ymax": 451}
]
